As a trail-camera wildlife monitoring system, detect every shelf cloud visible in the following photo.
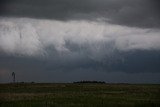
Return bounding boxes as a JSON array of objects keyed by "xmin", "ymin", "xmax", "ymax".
[
  {"xmin": 0, "ymin": 17, "xmax": 160, "ymax": 57},
  {"xmin": 0, "ymin": 0, "xmax": 160, "ymax": 83}
]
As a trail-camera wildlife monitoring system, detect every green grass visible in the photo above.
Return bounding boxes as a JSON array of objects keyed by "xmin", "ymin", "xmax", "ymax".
[{"xmin": 0, "ymin": 83, "xmax": 160, "ymax": 107}]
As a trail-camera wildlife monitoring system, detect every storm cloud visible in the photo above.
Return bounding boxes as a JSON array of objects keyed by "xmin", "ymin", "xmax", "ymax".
[
  {"xmin": 0, "ymin": 0, "xmax": 160, "ymax": 28},
  {"xmin": 0, "ymin": 0, "xmax": 160, "ymax": 83},
  {"xmin": 0, "ymin": 17, "xmax": 160, "ymax": 56}
]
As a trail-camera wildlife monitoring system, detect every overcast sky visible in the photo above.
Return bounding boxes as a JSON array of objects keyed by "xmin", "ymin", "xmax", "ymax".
[{"xmin": 0, "ymin": 0, "xmax": 160, "ymax": 83}]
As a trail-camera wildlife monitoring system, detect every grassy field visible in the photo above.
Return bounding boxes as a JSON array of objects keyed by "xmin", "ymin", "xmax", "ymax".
[{"xmin": 0, "ymin": 83, "xmax": 160, "ymax": 107}]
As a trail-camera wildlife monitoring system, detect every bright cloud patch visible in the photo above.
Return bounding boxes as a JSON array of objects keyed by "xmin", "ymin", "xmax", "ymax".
[{"xmin": 0, "ymin": 17, "xmax": 160, "ymax": 57}]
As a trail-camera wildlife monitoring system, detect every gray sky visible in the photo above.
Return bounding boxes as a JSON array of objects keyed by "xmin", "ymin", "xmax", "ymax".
[{"xmin": 0, "ymin": 0, "xmax": 160, "ymax": 83}]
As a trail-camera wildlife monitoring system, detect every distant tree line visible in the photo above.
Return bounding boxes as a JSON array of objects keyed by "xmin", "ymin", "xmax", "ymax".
[{"xmin": 73, "ymin": 81, "xmax": 106, "ymax": 84}]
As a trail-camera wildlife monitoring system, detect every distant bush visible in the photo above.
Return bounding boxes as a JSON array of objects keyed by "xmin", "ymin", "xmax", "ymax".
[
  {"xmin": 14, "ymin": 82, "xmax": 35, "ymax": 84},
  {"xmin": 73, "ymin": 81, "xmax": 106, "ymax": 84}
]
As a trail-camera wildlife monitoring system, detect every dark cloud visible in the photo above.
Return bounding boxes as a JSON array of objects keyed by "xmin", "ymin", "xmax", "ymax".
[
  {"xmin": 0, "ymin": 50, "xmax": 160, "ymax": 83},
  {"xmin": 0, "ymin": 0, "xmax": 160, "ymax": 28}
]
